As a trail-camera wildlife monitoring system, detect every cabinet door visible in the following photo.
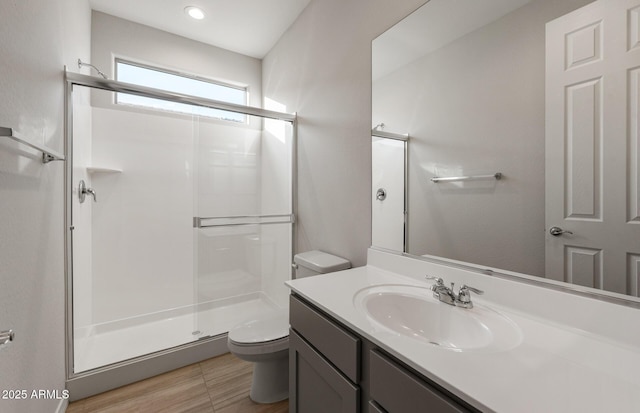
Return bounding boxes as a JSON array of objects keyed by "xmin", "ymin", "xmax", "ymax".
[
  {"xmin": 368, "ymin": 400, "xmax": 387, "ymax": 413},
  {"xmin": 289, "ymin": 329, "xmax": 360, "ymax": 413}
]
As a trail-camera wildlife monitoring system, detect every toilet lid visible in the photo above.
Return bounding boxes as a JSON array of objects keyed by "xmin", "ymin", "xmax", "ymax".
[{"xmin": 228, "ymin": 309, "xmax": 289, "ymax": 344}]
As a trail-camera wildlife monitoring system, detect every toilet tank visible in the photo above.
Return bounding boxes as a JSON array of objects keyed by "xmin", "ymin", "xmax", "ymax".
[{"xmin": 293, "ymin": 250, "xmax": 351, "ymax": 279}]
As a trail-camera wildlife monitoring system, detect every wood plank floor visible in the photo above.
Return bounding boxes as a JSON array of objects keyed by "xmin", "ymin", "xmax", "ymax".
[{"xmin": 66, "ymin": 353, "xmax": 289, "ymax": 413}]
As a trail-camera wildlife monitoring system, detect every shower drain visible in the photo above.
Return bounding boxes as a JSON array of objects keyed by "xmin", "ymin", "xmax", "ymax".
[{"xmin": 192, "ymin": 330, "xmax": 202, "ymax": 336}]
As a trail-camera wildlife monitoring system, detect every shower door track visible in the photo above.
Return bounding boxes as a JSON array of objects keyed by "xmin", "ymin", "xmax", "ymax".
[
  {"xmin": 64, "ymin": 70, "xmax": 298, "ymax": 389},
  {"xmin": 65, "ymin": 71, "xmax": 296, "ymax": 122}
]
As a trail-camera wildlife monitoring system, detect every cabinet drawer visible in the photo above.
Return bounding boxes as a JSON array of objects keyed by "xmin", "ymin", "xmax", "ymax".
[
  {"xmin": 290, "ymin": 295, "xmax": 360, "ymax": 382},
  {"xmin": 370, "ymin": 350, "xmax": 473, "ymax": 413}
]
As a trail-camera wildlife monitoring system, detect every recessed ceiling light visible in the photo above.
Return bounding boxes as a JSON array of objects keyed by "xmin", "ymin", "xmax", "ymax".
[{"xmin": 184, "ymin": 6, "xmax": 205, "ymax": 20}]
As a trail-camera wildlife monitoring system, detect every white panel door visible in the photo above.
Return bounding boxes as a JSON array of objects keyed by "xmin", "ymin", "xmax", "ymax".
[{"xmin": 546, "ymin": 0, "xmax": 640, "ymax": 295}]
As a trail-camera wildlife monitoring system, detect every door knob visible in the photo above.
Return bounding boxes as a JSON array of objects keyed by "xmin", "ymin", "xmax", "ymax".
[
  {"xmin": 376, "ymin": 188, "xmax": 387, "ymax": 201},
  {"xmin": 549, "ymin": 226, "xmax": 573, "ymax": 236},
  {"xmin": 0, "ymin": 329, "xmax": 14, "ymax": 347}
]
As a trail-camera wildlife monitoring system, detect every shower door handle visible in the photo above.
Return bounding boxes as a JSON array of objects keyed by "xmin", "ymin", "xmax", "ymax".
[{"xmin": 79, "ymin": 180, "xmax": 97, "ymax": 203}]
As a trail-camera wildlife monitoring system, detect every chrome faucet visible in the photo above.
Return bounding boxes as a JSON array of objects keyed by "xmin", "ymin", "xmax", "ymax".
[{"xmin": 425, "ymin": 276, "xmax": 484, "ymax": 309}]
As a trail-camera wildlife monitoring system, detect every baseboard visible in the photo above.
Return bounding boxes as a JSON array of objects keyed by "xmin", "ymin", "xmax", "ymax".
[
  {"xmin": 66, "ymin": 334, "xmax": 229, "ymax": 401},
  {"xmin": 55, "ymin": 398, "xmax": 69, "ymax": 413}
]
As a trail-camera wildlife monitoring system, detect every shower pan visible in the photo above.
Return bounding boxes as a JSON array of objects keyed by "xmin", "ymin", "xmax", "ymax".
[{"xmin": 64, "ymin": 72, "xmax": 296, "ymax": 396}]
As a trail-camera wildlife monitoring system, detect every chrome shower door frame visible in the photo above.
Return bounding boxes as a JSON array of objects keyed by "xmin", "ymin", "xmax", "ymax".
[
  {"xmin": 371, "ymin": 129, "xmax": 409, "ymax": 253},
  {"xmin": 63, "ymin": 71, "xmax": 297, "ymax": 390}
]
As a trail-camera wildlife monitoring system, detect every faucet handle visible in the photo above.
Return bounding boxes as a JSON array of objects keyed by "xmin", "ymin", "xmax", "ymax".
[
  {"xmin": 425, "ymin": 275, "xmax": 444, "ymax": 293},
  {"xmin": 455, "ymin": 285, "xmax": 484, "ymax": 309},
  {"xmin": 459, "ymin": 285, "xmax": 484, "ymax": 295}
]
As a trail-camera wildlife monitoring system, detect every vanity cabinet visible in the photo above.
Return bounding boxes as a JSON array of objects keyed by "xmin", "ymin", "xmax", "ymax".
[
  {"xmin": 289, "ymin": 294, "xmax": 479, "ymax": 413},
  {"xmin": 289, "ymin": 294, "xmax": 361, "ymax": 412}
]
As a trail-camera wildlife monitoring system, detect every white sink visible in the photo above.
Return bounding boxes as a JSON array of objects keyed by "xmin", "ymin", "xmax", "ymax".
[{"xmin": 353, "ymin": 284, "xmax": 522, "ymax": 352}]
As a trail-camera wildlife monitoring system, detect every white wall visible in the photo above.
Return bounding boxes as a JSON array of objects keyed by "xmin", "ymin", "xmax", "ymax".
[
  {"xmin": 262, "ymin": 0, "xmax": 427, "ymax": 267},
  {"xmin": 0, "ymin": 0, "xmax": 91, "ymax": 412}
]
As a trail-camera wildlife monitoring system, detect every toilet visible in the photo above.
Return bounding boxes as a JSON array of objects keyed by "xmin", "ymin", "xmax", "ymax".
[{"xmin": 227, "ymin": 250, "xmax": 351, "ymax": 403}]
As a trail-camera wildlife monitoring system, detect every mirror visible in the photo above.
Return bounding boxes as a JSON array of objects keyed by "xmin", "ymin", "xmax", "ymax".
[
  {"xmin": 372, "ymin": 0, "xmax": 640, "ymax": 301},
  {"xmin": 372, "ymin": 128, "xmax": 408, "ymax": 252}
]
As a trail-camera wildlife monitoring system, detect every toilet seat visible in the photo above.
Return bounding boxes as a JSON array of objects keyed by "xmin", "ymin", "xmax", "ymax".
[
  {"xmin": 228, "ymin": 335, "xmax": 289, "ymax": 356},
  {"xmin": 228, "ymin": 309, "xmax": 289, "ymax": 355}
]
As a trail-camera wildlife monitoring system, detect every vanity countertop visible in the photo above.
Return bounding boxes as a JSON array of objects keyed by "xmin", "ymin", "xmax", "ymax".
[{"xmin": 285, "ymin": 249, "xmax": 640, "ymax": 413}]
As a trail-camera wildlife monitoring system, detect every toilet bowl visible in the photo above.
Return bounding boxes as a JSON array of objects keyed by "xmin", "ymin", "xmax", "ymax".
[
  {"xmin": 227, "ymin": 309, "xmax": 289, "ymax": 403},
  {"xmin": 227, "ymin": 250, "xmax": 351, "ymax": 404}
]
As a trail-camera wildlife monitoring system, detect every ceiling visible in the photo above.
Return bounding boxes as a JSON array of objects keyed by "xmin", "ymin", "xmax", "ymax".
[{"xmin": 89, "ymin": 0, "xmax": 311, "ymax": 59}]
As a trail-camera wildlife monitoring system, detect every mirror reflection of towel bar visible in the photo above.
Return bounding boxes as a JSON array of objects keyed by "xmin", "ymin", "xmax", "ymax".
[{"xmin": 431, "ymin": 172, "xmax": 502, "ymax": 183}]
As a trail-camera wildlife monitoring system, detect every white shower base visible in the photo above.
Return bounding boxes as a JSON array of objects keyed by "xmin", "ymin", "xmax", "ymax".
[{"xmin": 73, "ymin": 292, "xmax": 282, "ymax": 373}]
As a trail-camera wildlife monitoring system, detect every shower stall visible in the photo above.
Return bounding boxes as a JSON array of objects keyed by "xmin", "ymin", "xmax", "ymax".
[
  {"xmin": 64, "ymin": 72, "xmax": 295, "ymax": 391},
  {"xmin": 371, "ymin": 129, "xmax": 408, "ymax": 252}
]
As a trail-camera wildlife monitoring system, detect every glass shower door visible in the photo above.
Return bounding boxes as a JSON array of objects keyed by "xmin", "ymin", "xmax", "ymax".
[
  {"xmin": 70, "ymin": 86, "xmax": 203, "ymax": 373},
  {"xmin": 67, "ymin": 74, "xmax": 296, "ymax": 376},
  {"xmin": 372, "ymin": 135, "xmax": 407, "ymax": 252},
  {"xmin": 192, "ymin": 114, "xmax": 294, "ymax": 339}
]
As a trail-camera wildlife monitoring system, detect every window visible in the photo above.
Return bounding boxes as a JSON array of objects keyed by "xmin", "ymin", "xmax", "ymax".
[{"xmin": 115, "ymin": 60, "xmax": 247, "ymax": 122}]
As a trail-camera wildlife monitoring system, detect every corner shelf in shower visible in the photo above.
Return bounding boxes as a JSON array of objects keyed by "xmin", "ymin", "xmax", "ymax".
[{"xmin": 86, "ymin": 166, "xmax": 123, "ymax": 174}]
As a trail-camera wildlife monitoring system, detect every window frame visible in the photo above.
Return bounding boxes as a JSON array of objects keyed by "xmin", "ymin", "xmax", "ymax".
[{"xmin": 113, "ymin": 58, "xmax": 249, "ymax": 123}]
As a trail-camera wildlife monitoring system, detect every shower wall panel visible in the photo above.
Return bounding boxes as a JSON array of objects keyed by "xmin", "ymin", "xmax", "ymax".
[
  {"xmin": 372, "ymin": 137, "xmax": 405, "ymax": 252},
  {"xmin": 259, "ymin": 117, "xmax": 294, "ymax": 308},
  {"xmin": 194, "ymin": 120, "xmax": 263, "ymax": 306},
  {"xmin": 195, "ymin": 121, "xmax": 262, "ymax": 218},
  {"xmin": 90, "ymin": 107, "xmax": 196, "ymax": 324},
  {"xmin": 258, "ymin": 224, "xmax": 293, "ymax": 308},
  {"xmin": 72, "ymin": 88, "xmax": 94, "ymax": 329},
  {"xmin": 261, "ymin": 117, "xmax": 293, "ymax": 215}
]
